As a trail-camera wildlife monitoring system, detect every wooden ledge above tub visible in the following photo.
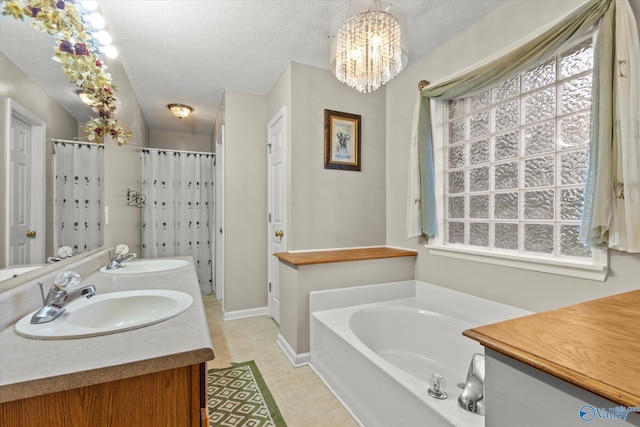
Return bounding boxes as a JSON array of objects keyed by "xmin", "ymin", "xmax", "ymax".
[
  {"xmin": 273, "ymin": 247, "xmax": 417, "ymax": 266},
  {"xmin": 463, "ymin": 289, "xmax": 640, "ymax": 407}
]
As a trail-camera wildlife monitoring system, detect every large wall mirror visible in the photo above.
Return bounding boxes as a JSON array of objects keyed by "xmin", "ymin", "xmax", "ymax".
[{"xmin": 1, "ymin": 16, "xmax": 106, "ymax": 282}]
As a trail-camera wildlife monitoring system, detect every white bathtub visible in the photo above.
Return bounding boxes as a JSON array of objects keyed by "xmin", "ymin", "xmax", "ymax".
[{"xmin": 309, "ymin": 280, "xmax": 531, "ymax": 427}]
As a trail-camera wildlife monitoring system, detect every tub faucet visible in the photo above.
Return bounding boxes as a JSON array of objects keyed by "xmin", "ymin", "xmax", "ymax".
[
  {"xmin": 428, "ymin": 373, "xmax": 448, "ymax": 399},
  {"xmin": 458, "ymin": 353, "xmax": 485, "ymax": 415},
  {"xmin": 31, "ymin": 271, "xmax": 96, "ymax": 324},
  {"xmin": 105, "ymin": 252, "xmax": 137, "ymax": 270}
]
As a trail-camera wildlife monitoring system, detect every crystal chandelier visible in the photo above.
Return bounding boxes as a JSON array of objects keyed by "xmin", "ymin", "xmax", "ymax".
[{"xmin": 330, "ymin": 1, "xmax": 408, "ymax": 93}]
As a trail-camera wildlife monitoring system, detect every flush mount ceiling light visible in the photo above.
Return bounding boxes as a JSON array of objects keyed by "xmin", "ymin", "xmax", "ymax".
[
  {"xmin": 167, "ymin": 104, "xmax": 193, "ymax": 119},
  {"xmin": 330, "ymin": 0, "xmax": 408, "ymax": 93}
]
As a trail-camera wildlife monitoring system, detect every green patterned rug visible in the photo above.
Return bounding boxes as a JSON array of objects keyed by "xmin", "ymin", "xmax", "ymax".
[{"xmin": 207, "ymin": 361, "xmax": 287, "ymax": 427}]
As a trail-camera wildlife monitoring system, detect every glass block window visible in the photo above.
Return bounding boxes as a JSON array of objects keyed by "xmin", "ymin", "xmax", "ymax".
[{"xmin": 444, "ymin": 38, "xmax": 593, "ymax": 259}]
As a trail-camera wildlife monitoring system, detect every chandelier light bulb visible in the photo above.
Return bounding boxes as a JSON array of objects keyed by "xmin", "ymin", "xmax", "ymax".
[
  {"xmin": 101, "ymin": 44, "xmax": 118, "ymax": 58},
  {"xmin": 94, "ymin": 30, "xmax": 112, "ymax": 46},
  {"xmin": 80, "ymin": 1, "xmax": 98, "ymax": 11},
  {"xmin": 89, "ymin": 13, "xmax": 105, "ymax": 30}
]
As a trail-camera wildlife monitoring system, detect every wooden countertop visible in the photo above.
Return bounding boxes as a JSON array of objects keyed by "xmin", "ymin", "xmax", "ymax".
[
  {"xmin": 273, "ymin": 247, "xmax": 417, "ymax": 266},
  {"xmin": 463, "ymin": 290, "xmax": 640, "ymax": 407}
]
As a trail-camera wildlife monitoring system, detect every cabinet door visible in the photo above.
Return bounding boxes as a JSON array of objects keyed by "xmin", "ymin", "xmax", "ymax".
[{"xmin": 1, "ymin": 364, "xmax": 203, "ymax": 426}]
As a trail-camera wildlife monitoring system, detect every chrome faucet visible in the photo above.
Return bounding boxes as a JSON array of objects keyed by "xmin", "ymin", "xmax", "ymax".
[
  {"xmin": 458, "ymin": 353, "xmax": 485, "ymax": 415},
  {"xmin": 105, "ymin": 252, "xmax": 137, "ymax": 270},
  {"xmin": 30, "ymin": 271, "xmax": 96, "ymax": 324}
]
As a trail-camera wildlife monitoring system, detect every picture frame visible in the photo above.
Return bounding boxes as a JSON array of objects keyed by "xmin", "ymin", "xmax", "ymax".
[{"xmin": 324, "ymin": 109, "xmax": 361, "ymax": 171}]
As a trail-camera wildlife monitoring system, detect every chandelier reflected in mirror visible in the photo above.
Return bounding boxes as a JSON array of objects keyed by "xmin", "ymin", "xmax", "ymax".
[{"xmin": 330, "ymin": 1, "xmax": 408, "ymax": 93}]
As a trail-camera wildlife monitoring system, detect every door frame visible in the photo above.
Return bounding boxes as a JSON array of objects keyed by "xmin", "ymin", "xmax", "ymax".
[
  {"xmin": 267, "ymin": 106, "xmax": 287, "ymax": 322},
  {"xmin": 4, "ymin": 98, "xmax": 46, "ymax": 266},
  {"xmin": 214, "ymin": 124, "xmax": 225, "ymax": 303}
]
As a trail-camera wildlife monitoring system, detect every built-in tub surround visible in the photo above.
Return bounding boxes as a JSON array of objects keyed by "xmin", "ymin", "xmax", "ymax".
[
  {"xmin": 464, "ymin": 290, "xmax": 640, "ymax": 426},
  {"xmin": 0, "ymin": 250, "xmax": 213, "ymax": 417},
  {"xmin": 274, "ymin": 247, "xmax": 417, "ymax": 366},
  {"xmin": 310, "ymin": 280, "xmax": 530, "ymax": 427}
]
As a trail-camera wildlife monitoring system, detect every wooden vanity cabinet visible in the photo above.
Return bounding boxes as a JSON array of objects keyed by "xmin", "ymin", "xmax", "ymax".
[{"xmin": 0, "ymin": 363, "xmax": 209, "ymax": 427}]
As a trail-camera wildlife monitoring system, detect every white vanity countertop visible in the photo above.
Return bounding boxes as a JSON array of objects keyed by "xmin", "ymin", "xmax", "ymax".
[{"xmin": 0, "ymin": 256, "xmax": 214, "ymax": 403}]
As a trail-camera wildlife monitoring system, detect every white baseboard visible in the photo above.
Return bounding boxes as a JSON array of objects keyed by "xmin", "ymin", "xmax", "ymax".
[
  {"xmin": 276, "ymin": 333, "xmax": 309, "ymax": 367},
  {"xmin": 222, "ymin": 305, "xmax": 269, "ymax": 321}
]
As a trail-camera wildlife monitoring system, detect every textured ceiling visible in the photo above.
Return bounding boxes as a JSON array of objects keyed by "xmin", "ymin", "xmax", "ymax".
[{"xmin": 0, "ymin": 1, "xmax": 506, "ymax": 137}]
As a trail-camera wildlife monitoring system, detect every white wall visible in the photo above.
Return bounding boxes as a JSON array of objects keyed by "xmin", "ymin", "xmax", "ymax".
[
  {"xmin": 149, "ymin": 129, "xmax": 212, "ymax": 152},
  {"xmin": 386, "ymin": 0, "xmax": 640, "ymax": 312},
  {"xmin": 0, "ymin": 52, "xmax": 79, "ymax": 267}
]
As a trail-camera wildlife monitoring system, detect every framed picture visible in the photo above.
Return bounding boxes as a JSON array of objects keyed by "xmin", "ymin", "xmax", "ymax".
[{"xmin": 324, "ymin": 109, "xmax": 361, "ymax": 171}]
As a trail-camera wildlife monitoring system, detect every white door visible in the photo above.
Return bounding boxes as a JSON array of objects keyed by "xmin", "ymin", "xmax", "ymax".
[
  {"xmin": 267, "ymin": 107, "xmax": 286, "ymax": 323},
  {"xmin": 9, "ymin": 117, "xmax": 32, "ymax": 264},
  {"xmin": 5, "ymin": 99, "xmax": 46, "ymax": 267},
  {"xmin": 215, "ymin": 125, "xmax": 225, "ymax": 302}
]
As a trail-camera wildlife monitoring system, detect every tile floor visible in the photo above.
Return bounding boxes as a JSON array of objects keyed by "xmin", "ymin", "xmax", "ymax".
[{"xmin": 203, "ymin": 295, "xmax": 359, "ymax": 427}]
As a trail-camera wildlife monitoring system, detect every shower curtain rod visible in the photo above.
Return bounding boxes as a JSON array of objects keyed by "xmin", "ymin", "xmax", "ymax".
[
  {"xmin": 141, "ymin": 147, "xmax": 215, "ymax": 156},
  {"xmin": 51, "ymin": 138, "xmax": 102, "ymax": 147}
]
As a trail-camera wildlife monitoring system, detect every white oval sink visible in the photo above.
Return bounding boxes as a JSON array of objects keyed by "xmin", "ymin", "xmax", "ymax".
[
  {"xmin": 99, "ymin": 259, "xmax": 189, "ymax": 274},
  {"xmin": 14, "ymin": 290, "xmax": 193, "ymax": 339}
]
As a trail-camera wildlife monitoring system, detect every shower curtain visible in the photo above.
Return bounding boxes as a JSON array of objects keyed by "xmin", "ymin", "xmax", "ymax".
[
  {"xmin": 53, "ymin": 141, "xmax": 104, "ymax": 255},
  {"xmin": 141, "ymin": 149, "xmax": 215, "ymax": 294}
]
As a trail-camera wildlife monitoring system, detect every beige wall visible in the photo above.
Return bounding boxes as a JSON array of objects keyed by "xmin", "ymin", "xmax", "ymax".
[
  {"xmin": 289, "ymin": 62, "xmax": 387, "ymax": 250},
  {"xmin": 0, "ymin": 52, "xmax": 79, "ymax": 267},
  {"xmin": 220, "ymin": 90, "xmax": 269, "ymax": 313},
  {"xmin": 386, "ymin": 0, "xmax": 640, "ymax": 312},
  {"xmin": 221, "ymin": 61, "xmax": 388, "ymax": 314},
  {"xmin": 149, "ymin": 129, "xmax": 212, "ymax": 152},
  {"xmin": 268, "ymin": 63, "xmax": 292, "ymax": 128},
  {"xmin": 272, "ymin": 62, "xmax": 390, "ymax": 356},
  {"xmin": 101, "ymin": 55, "xmax": 149, "ymax": 256},
  {"xmin": 268, "ymin": 61, "xmax": 389, "ymax": 252}
]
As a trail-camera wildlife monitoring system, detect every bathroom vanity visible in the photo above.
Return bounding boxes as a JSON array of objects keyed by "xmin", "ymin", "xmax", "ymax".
[
  {"xmin": 464, "ymin": 290, "xmax": 640, "ymax": 427},
  {"xmin": 0, "ymin": 251, "xmax": 214, "ymax": 426}
]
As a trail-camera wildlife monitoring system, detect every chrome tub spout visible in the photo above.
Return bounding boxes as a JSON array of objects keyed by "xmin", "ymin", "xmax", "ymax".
[{"xmin": 458, "ymin": 353, "xmax": 485, "ymax": 415}]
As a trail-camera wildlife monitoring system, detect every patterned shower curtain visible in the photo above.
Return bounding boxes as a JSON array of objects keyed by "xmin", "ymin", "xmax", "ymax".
[
  {"xmin": 53, "ymin": 141, "xmax": 104, "ymax": 255},
  {"xmin": 141, "ymin": 149, "xmax": 215, "ymax": 294}
]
